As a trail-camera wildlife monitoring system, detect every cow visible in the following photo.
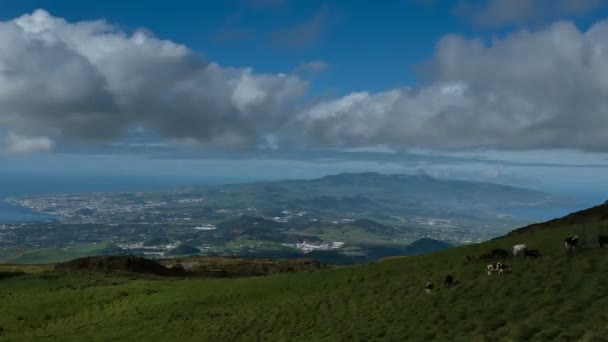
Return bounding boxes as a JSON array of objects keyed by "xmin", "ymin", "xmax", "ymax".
[
  {"xmin": 599, "ymin": 235, "xmax": 608, "ymax": 249},
  {"xmin": 513, "ymin": 244, "xmax": 527, "ymax": 257},
  {"xmin": 524, "ymin": 249, "xmax": 543, "ymax": 257},
  {"xmin": 498, "ymin": 263, "xmax": 511, "ymax": 275},
  {"xmin": 487, "ymin": 262, "xmax": 502, "ymax": 275},
  {"xmin": 444, "ymin": 274, "xmax": 454, "ymax": 287},
  {"xmin": 479, "ymin": 248, "xmax": 510, "ymax": 261},
  {"xmin": 425, "ymin": 282, "xmax": 434, "ymax": 294},
  {"xmin": 564, "ymin": 235, "xmax": 580, "ymax": 251},
  {"xmin": 490, "ymin": 248, "xmax": 510, "ymax": 259},
  {"xmin": 487, "ymin": 262, "xmax": 511, "ymax": 275}
]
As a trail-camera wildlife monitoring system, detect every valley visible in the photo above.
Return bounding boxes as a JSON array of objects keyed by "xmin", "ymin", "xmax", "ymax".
[{"xmin": 0, "ymin": 173, "xmax": 572, "ymax": 264}]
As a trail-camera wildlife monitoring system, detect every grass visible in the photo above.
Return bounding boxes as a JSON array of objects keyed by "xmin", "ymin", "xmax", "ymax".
[
  {"xmin": 0, "ymin": 263, "xmax": 53, "ymax": 273},
  {"xmin": 296, "ymin": 225, "xmax": 406, "ymax": 244},
  {"xmin": 0, "ymin": 206, "xmax": 607, "ymax": 341},
  {"xmin": 0, "ymin": 242, "xmax": 119, "ymax": 264}
]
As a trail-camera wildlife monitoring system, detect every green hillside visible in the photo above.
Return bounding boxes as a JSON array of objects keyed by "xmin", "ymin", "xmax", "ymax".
[
  {"xmin": 0, "ymin": 204, "xmax": 607, "ymax": 341},
  {"xmin": 0, "ymin": 243, "xmax": 123, "ymax": 264}
]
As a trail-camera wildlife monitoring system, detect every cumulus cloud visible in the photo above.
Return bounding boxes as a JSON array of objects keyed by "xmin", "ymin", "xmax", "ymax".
[
  {"xmin": 289, "ymin": 20, "xmax": 608, "ymax": 151},
  {"xmin": 1, "ymin": 132, "xmax": 54, "ymax": 154},
  {"xmin": 0, "ymin": 9, "xmax": 306, "ymax": 148},
  {"xmin": 3, "ymin": 10, "xmax": 608, "ymax": 153},
  {"xmin": 457, "ymin": 0, "xmax": 608, "ymax": 27}
]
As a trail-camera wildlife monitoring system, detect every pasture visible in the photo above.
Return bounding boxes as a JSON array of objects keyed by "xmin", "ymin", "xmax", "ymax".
[{"xmin": 0, "ymin": 206, "xmax": 607, "ymax": 341}]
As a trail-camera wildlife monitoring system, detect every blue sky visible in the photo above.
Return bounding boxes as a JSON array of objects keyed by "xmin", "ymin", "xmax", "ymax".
[
  {"xmin": 0, "ymin": 0, "xmax": 608, "ymax": 203},
  {"xmin": 1, "ymin": 0, "xmax": 453, "ymax": 94},
  {"xmin": 3, "ymin": 0, "xmax": 606, "ymax": 95}
]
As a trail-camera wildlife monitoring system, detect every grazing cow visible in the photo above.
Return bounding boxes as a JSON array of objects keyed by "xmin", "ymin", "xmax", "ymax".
[
  {"xmin": 513, "ymin": 244, "xmax": 527, "ymax": 257},
  {"xmin": 564, "ymin": 235, "xmax": 580, "ymax": 251},
  {"xmin": 425, "ymin": 282, "xmax": 434, "ymax": 294},
  {"xmin": 599, "ymin": 235, "xmax": 608, "ymax": 249},
  {"xmin": 444, "ymin": 274, "xmax": 454, "ymax": 287},
  {"xmin": 479, "ymin": 249, "xmax": 509, "ymax": 261},
  {"xmin": 498, "ymin": 263, "xmax": 511, "ymax": 275},
  {"xmin": 486, "ymin": 263, "xmax": 495, "ymax": 275},
  {"xmin": 487, "ymin": 262, "xmax": 511, "ymax": 275},
  {"xmin": 524, "ymin": 249, "xmax": 543, "ymax": 257},
  {"xmin": 491, "ymin": 248, "xmax": 510, "ymax": 259},
  {"xmin": 487, "ymin": 262, "xmax": 502, "ymax": 275}
]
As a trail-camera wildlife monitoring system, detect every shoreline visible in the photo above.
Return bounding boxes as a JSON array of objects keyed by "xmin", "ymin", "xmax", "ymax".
[{"xmin": 0, "ymin": 197, "xmax": 55, "ymax": 224}]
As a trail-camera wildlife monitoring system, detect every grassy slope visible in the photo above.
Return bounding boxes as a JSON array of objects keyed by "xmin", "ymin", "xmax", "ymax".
[
  {"xmin": 1, "ymin": 206, "xmax": 607, "ymax": 341},
  {"xmin": 0, "ymin": 243, "xmax": 120, "ymax": 264}
]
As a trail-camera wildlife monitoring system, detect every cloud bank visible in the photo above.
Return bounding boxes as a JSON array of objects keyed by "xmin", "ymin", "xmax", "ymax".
[
  {"xmin": 2, "ymin": 10, "xmax": 608, "ymax": 152},
  {"xmin": 292, "ymin": 20, "xmax": 608, "ymax": 151},
  {"xmin": 0, "ymin": 10, "xmax": 306, "ymax": 149}
]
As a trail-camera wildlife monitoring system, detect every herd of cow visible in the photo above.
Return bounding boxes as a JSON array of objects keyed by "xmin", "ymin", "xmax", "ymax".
[{"xmin": 424, "ymin": 233, "xmax": 608, "ymax": 294}]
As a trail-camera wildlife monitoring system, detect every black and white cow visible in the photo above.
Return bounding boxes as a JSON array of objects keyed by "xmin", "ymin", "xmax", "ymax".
[
  {"xmin": 599, "ymin": 235, "xmax": 608, "ymax": 249},
  {"xmin": 425, "ymin": 282, "xmax": 435, "ymax": 294},
  {"xmin": 564, "ymin": 235, "xmax": 580, "ymax": 251},
  {"xmin": 487, "ymin": 262, "xmax": 511, "ymax": 275},
  {"xmin": 444, "ymin": 274, "xmax": 454, "ymax": 287},
  {"xmin": 486, "ymin": 262, "xmax": 501, "ymax": 275},
  {"xmin": 498, "ymin": 263, "xmax": 511, "ymax": 274},
  {"xmin": 524, "ymin": 249, "xmax": 543, "ymax": 257}
]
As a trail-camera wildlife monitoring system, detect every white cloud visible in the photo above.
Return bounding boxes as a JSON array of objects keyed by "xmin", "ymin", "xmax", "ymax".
[
  {"xmin": 0, "ymin": 9, "xmax": 306, "ymax": 148},
  {"xmin": 288, "ymin": 20, "xmax": 608, "ymax": 151},
  {"xmin": 2, "ymin": 10, "xmax": 608, "ymax": 153},
  {"xmin": 1, "ymin": 132, "xmax": 54, "ymax": 154}
]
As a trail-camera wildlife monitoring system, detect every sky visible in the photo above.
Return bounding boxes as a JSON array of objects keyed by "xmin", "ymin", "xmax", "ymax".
[{"xmin": 0, "ymin": 0, "xmax": 608, "ymax": 203}]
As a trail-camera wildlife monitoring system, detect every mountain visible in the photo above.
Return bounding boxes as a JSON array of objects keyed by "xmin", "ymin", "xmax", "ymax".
[
  {"xmin": 217, "ymin": 172, "xmax": 574, "ymax": 220},
  {"xmin": 2, "ymin": 203, "xmax": 606, "ymax": 340},
  {"xmin": 403, "ymin": 237, "xmax": 453, "ymax": 255}
]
